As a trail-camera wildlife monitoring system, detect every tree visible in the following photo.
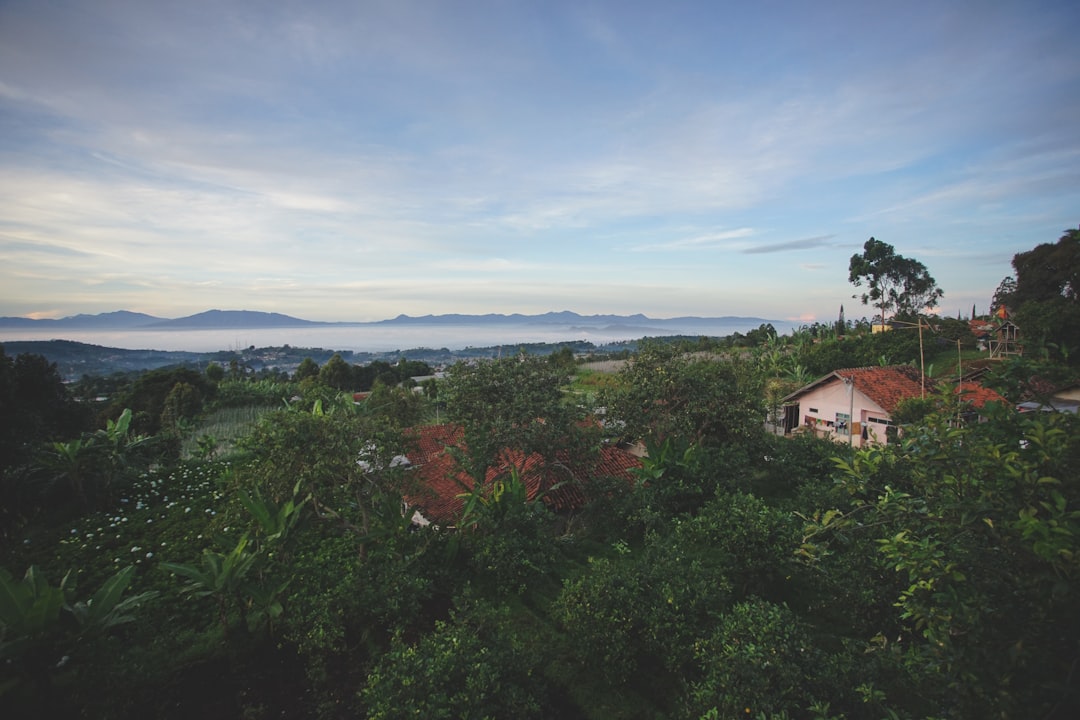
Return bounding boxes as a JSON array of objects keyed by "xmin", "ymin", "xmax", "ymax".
[
  {"xmin": 236, "ymin": 404, "xmax": 413, "ymax": 559},
  {"xmin": 0, "ymin": 347, "xmax": 89, "ymax": 528},
  {"xmin": 108, "ymin": 366, "xmax": 212, "ymax": 436},
  {"xmin": 1011, "ymin": 227, "xmax": 1080, "ymax": 306},
  {"xmin": 293, "ymin": 357, "xmax": 319, "ymax": 382},
  {"xmin": 318, "ymin": 353, "xmax": 354, "ymax": 391},
  {"xmin": 159, "ymin": 381, "xmax": 203, "ymax": 433},
  {"xmin": 600, "ymin": 341, "xmax": 763, "ymax": 448},
  {"xmin": 1007, "ymin": 226, "xmax": 1080, "ymax": 360},
  {"xmin": 363, "ymin": 382, "xmax": 427, "ymax": 429},
  {"xmin": 991, "ymin": 275, "xmax": 1017, "ymax": 314},
  {"xmin": 361, "ymin": 603, "xmax": 549, "ymax": 719},
  {"xmin": 441, "ymin": 355, "xmax": 589, "ymax": 484},
  {"xmin": 205, "ymin": 362, "xmax": 225, "ymax": 384},
  {"xmin": 686, "ymin": 599, "xmax": 828, "ymax": 718},
  {"xmin": 800, "ymin": 406, "xmax": 1080, "ymax": 717},
  {"xmin": 849, "ymin": 237, "xmax": 944, "ymax": 327}
]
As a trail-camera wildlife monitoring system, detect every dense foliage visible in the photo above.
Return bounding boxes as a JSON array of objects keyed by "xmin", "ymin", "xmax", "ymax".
[
  {"xmin": 995, "ymin": 226, "xmax": 1080, "ymax": 363},
  {"xmin": 2, "ymin": 327, "xmax": 1079, "ymax": 719}
]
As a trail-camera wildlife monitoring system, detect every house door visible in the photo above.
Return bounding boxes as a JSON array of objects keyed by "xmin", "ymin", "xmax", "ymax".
[{"xmin": 783, "ymin": 404, "xmax": 800, "ymax": 434}]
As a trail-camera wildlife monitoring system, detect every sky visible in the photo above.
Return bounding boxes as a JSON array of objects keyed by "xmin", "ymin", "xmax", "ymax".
[{"xmin": 2, "ymin": 0, "xmax": 1078, "ymax": 325}]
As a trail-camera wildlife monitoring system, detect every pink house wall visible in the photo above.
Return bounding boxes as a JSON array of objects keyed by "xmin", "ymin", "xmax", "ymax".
[{"xmin": 796, "ymin": 380, "xmax": 894, "ymax": 447}]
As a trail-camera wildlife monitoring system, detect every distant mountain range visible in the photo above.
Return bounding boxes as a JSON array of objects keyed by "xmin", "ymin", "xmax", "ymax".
[
  {"xmin": 0, "ymin": 309, "xmax": 777, "ymax": 332},
  {"xmin": 0, "ymin": 309, "xmax": 321, "ymax": 329}
]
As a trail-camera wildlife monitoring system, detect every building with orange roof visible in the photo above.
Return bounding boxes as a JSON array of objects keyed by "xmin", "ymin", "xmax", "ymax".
[
  {"xmin": 401, "ymin": 423, "xmax": 642, "ymax": 527},
  {"xmin": 780, "ymin": 365, "xmax": 1007, "ymax": 447}
]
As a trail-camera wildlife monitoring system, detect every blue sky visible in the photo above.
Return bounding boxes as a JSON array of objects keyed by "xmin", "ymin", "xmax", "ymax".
[{"xmin": 2, "ymin": 0, "xmax": 1078, "ymax": 324}]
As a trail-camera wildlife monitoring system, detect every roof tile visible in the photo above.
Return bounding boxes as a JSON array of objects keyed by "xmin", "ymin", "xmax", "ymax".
[
  {"xmin": 834, "ymin": 365, "xmax": 926, "ymax": 413},
  {"xmin": 403, "ymin": 424, "xmax": 641, "ymax": 525}
]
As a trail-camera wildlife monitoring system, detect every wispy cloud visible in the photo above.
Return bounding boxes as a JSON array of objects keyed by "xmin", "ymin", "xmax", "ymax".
[
  {"xmin": 630, "ymin": 228, "xmax": 756, "ymax": 252},
  {"xmin": 434, "ymin": 258, "xmax": 535, "ymax": 273},
  {"xmin": 742, "ymin": 235, "xmax": 836, "ymax": 255}
]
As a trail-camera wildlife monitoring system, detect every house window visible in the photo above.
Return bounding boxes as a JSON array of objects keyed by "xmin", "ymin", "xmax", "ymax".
[
  {"xmin": 835, "ymin": 412, "xmax": 851, "ymax": 435},
  {"xmin": 808, "ymin": 407, "xmax": 818, "ymax": 413}
]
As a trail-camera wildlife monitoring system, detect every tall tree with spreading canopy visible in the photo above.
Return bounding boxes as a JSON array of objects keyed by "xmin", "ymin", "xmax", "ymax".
[
  {"xmin": 1012, "ymin": 227, "xmax": 1080, "ymax": 305},
  {"xmin": 991, "ymin": 275, "xmax": 1018, "ymax": 314},
  {"xmin": 1007, "ymin": 226, "xmax": 1080, "ymax": 359},
  {"xmin": 848, "ymin": 237, "xmax": 944, "ymax": 327}
]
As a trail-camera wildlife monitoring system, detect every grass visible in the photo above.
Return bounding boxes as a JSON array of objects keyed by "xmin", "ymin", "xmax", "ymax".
[
  {"xmin": 566, "ymin": 367, "xmax": 623, "ymax": 407},
  {"xmin": 925, "ymin": 347, "xmax": 991, "ymax": 379},
  {"xmin": 181, "ymin": 405, "xmax": 277, "ymax": 460}
]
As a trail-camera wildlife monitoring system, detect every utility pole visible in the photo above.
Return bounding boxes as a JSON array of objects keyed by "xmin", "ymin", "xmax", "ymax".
[
  {"xmin": 918, "ymin": 317, "xmax": 926, "ymax": 399},
  {"xmin": 844, "ymin": 374, "xmax": 855, "ymax": 447}
]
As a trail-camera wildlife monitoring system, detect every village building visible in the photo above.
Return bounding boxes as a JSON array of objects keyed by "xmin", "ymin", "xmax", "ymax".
[
  {"xmin": 401, "ymin": 423, "xmax": 642, "ymax": 527},
  {"xmin": 779, "ymin": 365, "xmax": 1007, "ymax": 447}
]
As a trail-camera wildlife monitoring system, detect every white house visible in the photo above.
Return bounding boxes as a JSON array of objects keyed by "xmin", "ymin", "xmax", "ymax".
[
  {"xmin": 780, "ymin": 365, "xmax": 927, "ymax": 447},
  {"xmin": 780, "ymin": 365, "xmax": 1008, "ymax": 447}
]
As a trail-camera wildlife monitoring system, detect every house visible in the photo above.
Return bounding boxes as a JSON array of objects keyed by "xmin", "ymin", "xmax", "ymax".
[
  {"xmin": 401, "ymin": 423, "xmax": 642, "ymax": 527},
  {"xmin": 1051, "ymin": 382, "xmax": 1080, "ymax": 404},
  {"xmin": 779, "ymin": 365, "xmax": 1006, "ymax": 447},
  {"xmin": 1016, "ymin": 381, "xmax": 1080, "ymax": 415}
]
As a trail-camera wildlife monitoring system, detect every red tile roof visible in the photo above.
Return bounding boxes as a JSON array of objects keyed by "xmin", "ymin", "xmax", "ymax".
[
  {"xmin": 784, "ymin": 365, "xmax": 1006, "ymax": 414},
  {"xmin": 833, "ymin": 365, "xmax": 926, "ymax": 413},
  {"xmin": 403, "ymin": 424, "xmax": 641, "ymax": 525},
  {"xmin": 954, "ymin": 382, "xmax": 1007, "ymax": 408}
]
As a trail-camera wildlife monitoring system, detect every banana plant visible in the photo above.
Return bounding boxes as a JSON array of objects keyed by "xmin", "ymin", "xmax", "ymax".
[
  {"xmin": 36, "ymin": 408, "xmax": 154, "ymax": 509},
  {"xmin": 0, "ymin": 566, "xmax": 67, "ymax": 663},
  {"xmin": 0, "ymin": 564, "xmax": 155, "ymax": 694},
  {"xmin": 39, "ymin": 439, "xmax": 94, "ymax": 506},
  {"xmin": 161, "ymin": 535, "xmax": 259, "ymax": 637},
  {"xmin": 242, "ymin": 577, "xmax": 291, "ymax": 636},
  {"xmin": 237, "ymin": 478, "xmax": 308, "ymax": 547},
  {"xmin": 65, "ymin": 565, "xmax": 157, "ymax": 636}
]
